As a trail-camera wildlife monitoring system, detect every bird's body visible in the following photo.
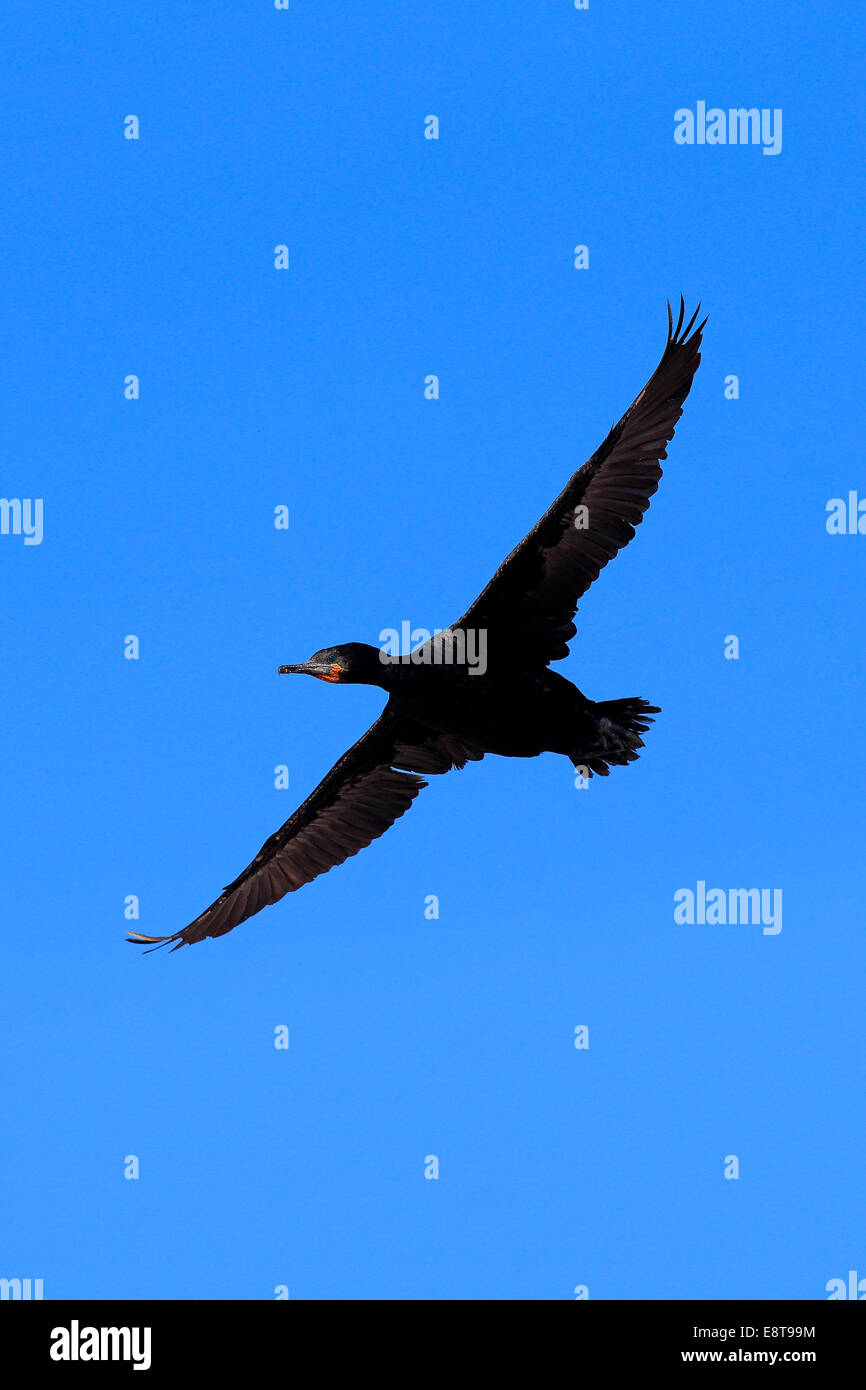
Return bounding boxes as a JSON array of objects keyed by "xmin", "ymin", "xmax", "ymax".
[
  {"xmin": 322, "ymin": 647, "xmax": 600, "ymax": 761},
  {"xmin": 130, "ymin": 300, "xmax": 705, "ymax": 952},
  {"xmin": 379, "ymin": 657, "xmax": 618, "ymax": 763},
  {"xmin": 390, "ymin": 665, "xmax": 579, "ymax": 760}
]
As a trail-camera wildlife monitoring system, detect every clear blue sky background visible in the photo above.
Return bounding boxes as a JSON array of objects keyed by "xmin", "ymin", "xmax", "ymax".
[{"xmin": 1, "ymin": 3, "xmax": 863, "ymax": 1300}]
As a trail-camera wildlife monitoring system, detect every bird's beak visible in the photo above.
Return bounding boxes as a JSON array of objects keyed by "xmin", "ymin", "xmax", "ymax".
[{"xmin": 279, "ymin": 661, "xmax": 343, "ymax": 682}]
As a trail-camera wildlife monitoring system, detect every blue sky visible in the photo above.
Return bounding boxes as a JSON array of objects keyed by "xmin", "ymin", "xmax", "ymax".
[{"xmin": 1, "ymin": 2, "xmax": 863, "ymax": 1300}]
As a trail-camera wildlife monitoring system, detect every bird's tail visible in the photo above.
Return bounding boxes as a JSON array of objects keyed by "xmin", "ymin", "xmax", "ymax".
[{"xmin": 571, "ymin": 697, "xmax": 660, "ymax": 777}]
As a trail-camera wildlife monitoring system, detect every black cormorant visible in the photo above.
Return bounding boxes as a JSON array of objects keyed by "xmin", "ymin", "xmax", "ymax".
[{"xmin": 129, "ymin": 300, "xmax": 705, "ymax": 951}]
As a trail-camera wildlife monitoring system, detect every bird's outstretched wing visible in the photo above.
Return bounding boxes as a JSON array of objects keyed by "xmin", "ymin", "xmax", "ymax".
[
  {"xmin": 128, "ymin": 713, "xmax": 482, "ymax": 950},
  {"xmin": 452, "ymin": 298, "xmax": 706, "ymax": 665}
]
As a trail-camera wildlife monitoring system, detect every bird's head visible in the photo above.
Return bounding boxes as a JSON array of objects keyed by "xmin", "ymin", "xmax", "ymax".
[{"xmin": 278, "ymin": 642, "xmax": 387, "ymax": 686}]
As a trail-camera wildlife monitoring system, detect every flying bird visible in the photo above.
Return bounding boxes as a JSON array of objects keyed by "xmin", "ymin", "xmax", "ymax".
[{"xmin": 129, "ymin": 299, "xmax": 705, "ymax": 951}]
